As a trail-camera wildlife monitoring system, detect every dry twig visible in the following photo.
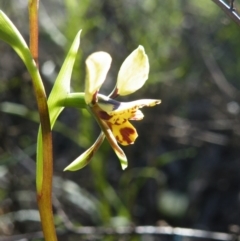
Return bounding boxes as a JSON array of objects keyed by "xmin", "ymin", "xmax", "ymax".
[{"xmin": 211, "ymin": 0, "xmax": 240, "ymax": 26}]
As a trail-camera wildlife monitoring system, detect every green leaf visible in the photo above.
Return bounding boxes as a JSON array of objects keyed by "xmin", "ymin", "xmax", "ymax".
[
  {"xmin": 36, "ymin": 30, "xmax": 82, "ymax": 189},
  {"xmin": 0, "ymin": 11, "xmax": 48, "ymax": 192},
  {"xmin": 0, "ymin": 10, "xmax": 44, "ymax": 96},
  {"xmin": 48, "ymin": 30, "xmax": 82, "ymax": 128},
  {"xmin": 0, "ymin": 10, "xmax": 32, "ymax": 66}
]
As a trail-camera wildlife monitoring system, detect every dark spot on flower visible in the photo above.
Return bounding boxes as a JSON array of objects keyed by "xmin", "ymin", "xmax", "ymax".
[
  {"xmin": 120, "ymin": 127, "xmax": 136, "ymax": 144},
  {"xmin": 98, "ymin": 111, "xmax": 112, "ymax": 120},
  {"xmin": 107, "ymin": 98, "xmax": 121, "ymax": 110},
  {"xmin": 91, "ymin": 91, "xmax": 98, "ymax": 105}
]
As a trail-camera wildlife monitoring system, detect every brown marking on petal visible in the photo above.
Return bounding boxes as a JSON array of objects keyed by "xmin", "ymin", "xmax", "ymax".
[
  {"xmin": 98, "ymin": 111, "xmax": 112, "ymax": 120},
  {"xmin": 91, "ymin": 91, "xmax": 98, "ymax": 105},
  {"xmin": 120, "ymin": 127, "xmax": 136, "ymax": 145},
  {"xmin": 115, "ymin": 118, "xmax": 122, "ymax": 125}
]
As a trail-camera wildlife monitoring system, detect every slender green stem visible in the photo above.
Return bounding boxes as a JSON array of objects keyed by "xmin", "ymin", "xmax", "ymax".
[{"xmin": 29, "ymin": 1, "xmax": 57, "ymax": 240}]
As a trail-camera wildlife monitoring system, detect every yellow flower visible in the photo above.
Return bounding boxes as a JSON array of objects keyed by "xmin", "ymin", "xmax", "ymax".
[
  {"xmin": 65, "ymin": 46, "xmax": 160, "ymax": 171},
  {"xmin": 95, "ymin": 95, "xmax": 160, "ymax": 146}
]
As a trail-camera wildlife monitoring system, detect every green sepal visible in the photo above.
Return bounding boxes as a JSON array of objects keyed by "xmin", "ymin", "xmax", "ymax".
[{"xmin": 64, "ymin": 132, "xmax": 105, "ymax": 171}]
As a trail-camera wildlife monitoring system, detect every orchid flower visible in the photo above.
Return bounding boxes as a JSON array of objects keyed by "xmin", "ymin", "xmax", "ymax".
[{"xmin": 64, "ymin": 46, "xmax": 161, "ymax": 171}]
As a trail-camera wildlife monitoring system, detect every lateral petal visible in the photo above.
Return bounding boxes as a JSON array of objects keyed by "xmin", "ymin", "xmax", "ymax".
[
  {"xmin": 98, "ymin": 98, "xmax": 161, "ymax": 124},
  {"xmin": 102, "ymin": 99, "xmax": 161, "ymax": 124},
  {"xmin": 112, "ymin": 99, "xmax": 161, "ymax": 114}
]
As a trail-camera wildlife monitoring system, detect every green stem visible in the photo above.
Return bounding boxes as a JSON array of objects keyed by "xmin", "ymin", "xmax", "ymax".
[
  {"xmin": 0, "ymin": 8, "xmax": 57, "ymax": 241},
  {"xmin": 29, "ymin": 1, "xmax": 57, "ymax": 240}
]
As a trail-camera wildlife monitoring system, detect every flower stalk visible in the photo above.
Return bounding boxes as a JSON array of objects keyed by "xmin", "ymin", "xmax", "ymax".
[
  {"xmin": 29, "ymin": 0, "xmax": 39, "ymax": 66},
  {"xmin": 29, "ymin": 1, "xmax": 57, "ymax": 240}
]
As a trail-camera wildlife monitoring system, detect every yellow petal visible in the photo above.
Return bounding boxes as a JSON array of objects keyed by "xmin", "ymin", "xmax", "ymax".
[
  {"xmin": 85, "ymin": 52, "xmax": 112, "ymax": 104},
  {"xmin": 107, "ymin": 120, "xmax": 138, "ymax": 146}
]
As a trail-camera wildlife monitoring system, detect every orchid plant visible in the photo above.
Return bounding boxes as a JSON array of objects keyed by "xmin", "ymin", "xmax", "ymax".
[{"xmin": 0, "ymin": 7, "xmax": 160, "ymax": 241}]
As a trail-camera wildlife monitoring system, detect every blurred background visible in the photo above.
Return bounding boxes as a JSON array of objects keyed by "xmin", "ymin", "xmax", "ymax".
[{"xmin": 1, "ymin": 0, "xmax": 240, "ymax": 240}]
